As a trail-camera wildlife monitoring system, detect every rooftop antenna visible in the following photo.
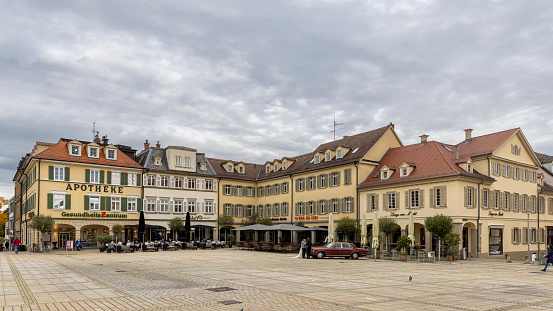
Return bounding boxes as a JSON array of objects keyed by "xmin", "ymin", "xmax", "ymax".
[
  {"xmin": 91, "ymin": 122, "xmax": 99, "ymax": 141},
  {"xmin": 330, "ymin": 115, "xmax": 343, "ymax": 141}
]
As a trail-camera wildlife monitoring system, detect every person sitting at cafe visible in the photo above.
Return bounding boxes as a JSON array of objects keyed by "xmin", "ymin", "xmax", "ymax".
[{"xmin": 75, "ymin": 240, "xmax": 83, "ymax": 251}]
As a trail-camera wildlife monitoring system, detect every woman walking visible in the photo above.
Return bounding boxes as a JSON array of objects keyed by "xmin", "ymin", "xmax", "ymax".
[{"xmin": 542, "ymin": 244, "xmax": 553, "ymax": 272}]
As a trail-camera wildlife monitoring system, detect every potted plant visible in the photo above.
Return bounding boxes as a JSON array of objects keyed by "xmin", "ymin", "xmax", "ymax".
[
  {"xmin": 396, "ymin": 236, "xmax": 411, "ymax": 261},
  {"xmin": 228, "ymin": 234, "xmax": 235, "ymax": 248},
  {"xmin": 96, "ymin": 235, "xmax": 112, "ymax": 252},
  {"xmin": 445, "ymin": 232, "xmax": 460, "ymax": 261}
]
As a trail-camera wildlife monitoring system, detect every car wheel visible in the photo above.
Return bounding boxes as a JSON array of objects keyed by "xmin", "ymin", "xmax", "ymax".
[
  {"xmin": 351, "ymin": 252, "xmax": 359, "ymax": 260},
  {"xmin": 317, "ymin": 251, "xmax": 325, "ymax": 259}
]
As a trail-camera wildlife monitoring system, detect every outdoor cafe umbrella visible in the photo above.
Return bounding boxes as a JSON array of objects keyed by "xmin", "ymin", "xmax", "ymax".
[
  {"xmin": 138, "ymin": 211, "xmax": 145, "ymax": 243},
  {"xmin": 361, "ymin": 213, "xmax": 367, "ymax": 247},
  {"xmin": 327, "ymin": 213, "xmax": 334, "ymax": 242},
  {"xmin": 185, "ymin": 212, "xmax": 191, "ymax": 241},
  {"xmin": 408, "ymin": 212, "xmax": 415, "ymax": 247},
  {"xmin": 371, "ymin": 211, "xmax": 379, "ymax": 249}
]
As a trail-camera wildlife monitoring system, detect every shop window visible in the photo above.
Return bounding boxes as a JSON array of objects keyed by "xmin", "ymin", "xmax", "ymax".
[{"xmin": 489, "ymin": 228, "xmax": 503, "ymax": 255}]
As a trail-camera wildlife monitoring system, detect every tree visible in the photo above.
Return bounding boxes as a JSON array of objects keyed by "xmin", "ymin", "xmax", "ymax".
[
  {"xmin": 0, "ymin": 196, "xmax": 8, "ymax": 238},
  {"xmin": 217, "ymin": 215, "xmax": 235, "ymax": 241},
  {"xmin": 336, "ymin": 217, "xmax": 357, "ymax": 242},
  {"xmin": 111, "ymin": 224, "xmax": 123, "ymax": 243},
  {"xmin": 168, "ymin": 217, "xmax": 184, "ymax": 240},
  {"xmin": 425, "ymin": 214, "xmax": 454, "ymax": 261},
  {"xmin": 256, "ymin": 217, "xmax": 273, "ymax": 226},
  {"xmin": 242, "ymin": 213, "xmax": 260, "ymax": 226},
  {"xmin": 379, "ymin": 216, "xmax": 398, "ymax": 251},
  {"xmin": 29, "ymin": 215, "xmax": 55, "ymax": 251},
  {"xmin": 445, "ymin": 232, "xmax": 461, "ymax": 258},
  {"xmin": 396, "ymin": 236, "xmax": 412, "ymax": 254}
]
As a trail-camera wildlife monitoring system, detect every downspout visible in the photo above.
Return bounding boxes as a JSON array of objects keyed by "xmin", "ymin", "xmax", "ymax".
[
  {"xmin": 355, "ymin": 162, "xmax": 360, "ymax": 242},
  {"xmin": 290, "ymin": 175, "xmax": 294, "ymax": 224},
  {"xmin": 538, "ymin": 186, "xmax": 544, "ymax": 257},
  {"xmin": 477, "ymin": 177, "xmax": 485, "ymax": 258}
]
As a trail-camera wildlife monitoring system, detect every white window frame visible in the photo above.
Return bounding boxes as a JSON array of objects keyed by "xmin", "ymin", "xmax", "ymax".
[
  {"xmin": 184, "ymin": 157, "xmax": 191, "ymax": 168},
  {"xmin": 387, "ymin": 193, "xmax": 396, "ymax": 210},
  {"xmin": 89, "ymin": 147, "xmax": 99, "ymax": 158},
  {"xmin": 224, "ymin": 185, "xmax": 232, "ymax": 195},
  {"xmin": 70, "ymin": 145, "xmax": 80, "ymax": 156},
  {"xmin": 410, "ymin": 190, "xmax": 420, "ymax": 208},
  {"xmin": 111, "ymin": 196, "xmax": 121, "ymax": 212},
  {"xmin": 158, "ymin": 198, "xmax": 170, "ymax": 213},
  {"xmin": 89, "ymin": 195, "xmax": 100, "ymax": 211},
  {"xmin": 127, "ymin": 196, "xmax": 137, "ymax": 212},
  {"xmin": 160, "ymin": 176, "xmax": 169, "ymax": 187},
  {"xmin": 206, "ymin": 179, "xmax": 213, "ymax": 191},
  {"xmin": 111, "ymin": 171, "xmax": 121, "ymax": 186},
  {"xmin": 283, "ymin": 161, "xmax": 287, "ymax": 170},
  {"xmin": 127, "ymin": 173, "xmax": 136, "ymax": 186},
  {"xmin": 332, "ymin": 172, "xmax": 339, "ymax": 186},
  {"xmin": 187, "ymin": 178, "xmax": 196, "ymax": 189},
  {"xmin": 325, "ymin": 152, "xmax": 331, "ymax": 161},
  {"xmin": 205, "ymin": 201, "xmax": 213, "ymax": 214},
  {"xmin": 175, "ymin": 156, "xmax": 182, "ymax": 167},
  {"xmin": 90, "ymin": 170, "xmax": 99, "ymax": 184},
  {"xmin": 174, "ymin": 199, "xmax": 184, "ymax": 213},
  {"xmin": 332, "ymin": 199, "xmax": 339, "ymax": 213},
  {"xmin": 107, "ymin": 149, "xmax": 116, "ymax": 160},
  {"xmin": 227, "ymin": 164, "xmax": 233, "ymax": 173},
  {"xmin": 337, "ymin": 149, "xmax": 343, "ymax": 159},
  {"xmin": 147, "ymin": 175, "xmax": 155, "ymax": 186},
  {"xmin": 236, "ymin": 186, "xmax": 243, "ymax": 196},
  {"xmin": 283, "ymin": 182, "xmax": 289, "ymax": 193},
  {"xmin": 282, "ymin": 202, "xmax": 288, "ymax": 215},
  {"xmin": 175, "ymin": 177, "xmax": 183, "ymax": 188},
  {"xmin": 224, "ymin": 204, "xmax": 232, "ymax": 215},
  {"xmin": 187, "ymin": 200, "xmax": 196, "ymax": 213},
  {"xmin": 346, "ymin": 197, "xmax": 353, "ymax": 212},
  {"xmin": 239, "ymin": 166, "xmax": 244, "ymax": 174},
  {"xmin": 54, "ymin": 166, "xmax": 65, "ymax": 181},
  {"xmin": 53, "ymin": 193, "xmax": 65, "ymax": 210},
  {"xmin": 146, "ymin": 198, "xmax": 156, "ymax": 212}
]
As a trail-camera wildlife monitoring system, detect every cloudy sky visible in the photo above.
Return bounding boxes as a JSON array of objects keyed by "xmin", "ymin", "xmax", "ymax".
[{"xmin": 1, "ymin": 0, "xmax": 553, "ymax": 200}]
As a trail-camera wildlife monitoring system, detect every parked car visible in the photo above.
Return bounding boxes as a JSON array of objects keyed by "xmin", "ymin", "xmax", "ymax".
[{"xmin": 311, "ymin": 242, "xmax": 369, "ymax": 259}]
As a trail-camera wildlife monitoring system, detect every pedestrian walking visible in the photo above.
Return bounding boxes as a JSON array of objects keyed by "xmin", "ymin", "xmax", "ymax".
[
  {"xmin": 5, "ymin": 240, "xmax": 9, "ymax": 252},
  {"xmin": 542, "ymin": 244, "xmax": 553, "ymax": 271},
  {"xmin": 13, "ymin": 237, "xmax": 21, "ymax": 254},
  {"xmin": 306, "ymin": 237, "xmax": 312, "ymax": 259},
  {"xmin": 301, "ymin": 239, "xmax": 306, "ymax": 258}
]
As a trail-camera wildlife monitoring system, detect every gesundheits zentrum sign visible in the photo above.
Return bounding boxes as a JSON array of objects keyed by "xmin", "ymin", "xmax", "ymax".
[{"xmin": 61, "ymin": 212, "xmax": 127, "ymax": 218}]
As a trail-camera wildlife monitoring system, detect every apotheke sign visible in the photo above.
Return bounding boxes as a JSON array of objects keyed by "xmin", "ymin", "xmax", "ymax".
[{"xmin": 65, "ymin": 183, "xmax": 124, "ymax": 194}]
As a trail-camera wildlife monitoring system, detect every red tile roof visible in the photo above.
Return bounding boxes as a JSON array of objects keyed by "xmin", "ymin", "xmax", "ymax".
[
  {"xmin": 456, "ymin": 128, "xmax": 519, "ymax": 158},
  {"xmin": 358, "ymin": 141, "xmax": 494, "ymax": 188},
  {"xmin": 207, "ymin": 158, "xmax": 263, "ymax": 181},
  {"xmin": 34, "ymin": 140, "xmax": 142, "ymax": 169}
]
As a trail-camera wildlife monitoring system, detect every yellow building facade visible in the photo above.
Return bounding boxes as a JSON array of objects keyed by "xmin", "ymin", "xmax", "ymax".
[{"xmin": 15, "ymin": 138, "xmax": 143, "ymax": 249}]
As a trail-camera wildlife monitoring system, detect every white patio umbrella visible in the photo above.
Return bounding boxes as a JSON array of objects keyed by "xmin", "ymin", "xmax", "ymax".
[
  {"xmin": 361, "ymin": 214, "xmax": 367, "ymax": 247},
  {"xmin": 408, "ymin": 213, "xmax": 415, "ymax": 247},
  {"xmin": 371, "ymin": 212, "xmax": 379, "ymax": 249},
  {"xmin": 327, "ymin": 213, "xmax": 334, "ymax": 242}
]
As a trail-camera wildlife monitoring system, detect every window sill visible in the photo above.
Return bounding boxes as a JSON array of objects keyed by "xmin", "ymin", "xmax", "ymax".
[
  {"xmin": 53, "ymin": 208, "xmax": 66, "ymax": 211},
  {"xmin": 126, "ymin": 211, "xmax": 138, "ymax": 213},
  {"xmin": 111, "ymin": 210, "xmax": 122, "ymax": 213}
]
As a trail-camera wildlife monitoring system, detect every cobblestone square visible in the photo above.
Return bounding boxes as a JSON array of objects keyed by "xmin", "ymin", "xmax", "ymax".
[{"xmin": 1, "ymin": 249, "xmax": 552, "ymax": 310}]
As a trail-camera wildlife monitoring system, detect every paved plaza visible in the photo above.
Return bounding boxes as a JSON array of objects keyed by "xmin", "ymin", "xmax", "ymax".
[{"xmin": 0, "ymin": 248, "xmax": 552, "ymax": 311}]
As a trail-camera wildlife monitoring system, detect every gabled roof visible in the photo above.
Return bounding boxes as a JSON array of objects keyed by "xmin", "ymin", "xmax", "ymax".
[
  {"xmin": 359, "ymin": 141, "xmax": 494, "ymax": 188},
  {"xmin": 207, "ymin": 158, "xmax": 262, "ymax": 181},
  {"xmin": 536, "ymin": 152, "xmax": 553, "ymax": 165},
  {"xmin": 34, "ymin": 139, "xmax": 142, "ymax": 168},
  {"xmin": 456, "ymin": 128, "xmax": 519, "ymax": 158}
]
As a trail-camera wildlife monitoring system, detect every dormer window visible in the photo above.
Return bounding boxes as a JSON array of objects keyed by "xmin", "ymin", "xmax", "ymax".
[
  {"xmin": 337, "ymin": 149, "xmax": 343, "ymax": 159},
  {"xmin": 154, "ymin": 156, "xmax": 162, "ymax": 166},
  {"xmin": 283, "ymin": 161, "xmax": 287, "ymax": 170},
  {"xmin": 314, "ymin": 154, "xmax": 321, "ymax": 164},
  {"xmin": 68, "ymin": 140, "xmax": 82, "ymax": 157},
  {"xmin": 71, "ymin": 145, "xmax": 80, "ymax": 156},
  {"xmin": 325, "ymin": 152, "xmax": 331, "ymax": 162},
  {"xmin": 200, "ymin": 162, "xmax": 207, "ymax": 170},
  {"xmin": 468, "ymin": 164, "xmax": 473, "ymax": 173},
  {"xmin": 383, "ymin": 171, "xmax": 388, "ymax": 179},
  {"xmin": 239, "ymin": 166, "xmax": 244, "ymax": 174},
  {"xmin": 227, "ymin": 164, "xmax": 233, "ymax": 173},
  {"xmin": 274, "ymin": 163, "xmax": 278, "ymax": 171},
  {"xmin": 266, "ymin": 165, "xmax": 270, "ymax": 173},
  {"xmin": 402, "ymin": 168, "xmax": 408, "ymax": 177},
  {"xmin": 89, "ymin": 147, "xmax": 98, "ymax": 158},
  {"xmin": 104, "ymin": 145, "xmax": 117, "ymax": 161}
]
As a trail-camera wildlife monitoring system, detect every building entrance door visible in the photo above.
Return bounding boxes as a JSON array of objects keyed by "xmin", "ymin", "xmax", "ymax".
[{"xmin": 59, "ymin": 231, "xmax": 75, "ymax": 249}]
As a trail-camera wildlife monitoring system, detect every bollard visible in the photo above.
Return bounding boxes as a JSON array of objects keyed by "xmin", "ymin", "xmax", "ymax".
[{"xmin": 505, "ymin": 253, "xmax": 511, "ymax": 263}]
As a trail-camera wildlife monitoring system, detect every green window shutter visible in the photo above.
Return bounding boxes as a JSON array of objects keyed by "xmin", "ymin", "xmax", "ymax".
[
  {"xmin": 85, "ymin": 169, "xmax": 90, "ymax": 183},
  {"xmin": 84, "ymin": 195, "xmax": 89, "ymax": 210},
  {"xmin": 65, "ymin": 194, "xmax": 71, "ymax": 210},
  {"xmin": 107, "ymin": 171, "xmax": 112, "ymax": 185},
  {"xmin": 49, "ymin": 166, "xmax": 54, "ymax": 180},
  {"xmin": 337, "ymin": 172, "xmax": 341, "ymax": 185},
  {"xmin": 122, "ymin": 197, "xmax": 127, "ymax": 211},
  {"xmin": 341, "ymin": 198, "xmax": 346, "ymax": 213},
  {"xmin": 64, "ymin": 167, "xmax": 70, "ymax": 181},
  {"xmin": 100, "ymin": 196, "xmax": 106, "ymax": 211},
  {"xmin": 47, "ymin": 193, "xmax": 53, "ymax": 209},
  {"xmin": 121, "ymin": 172, "xmax": 128, "ymax": 186},
  {"xmin": 137, "ymin": 174, "xmax": 142, "ymax": 186},
  {"xmin": 295, "ymin": 179, "xmax": 299, "ymax": 191},
  {"xmin": 100, "ymin": 171, "xmax": 105, "ymax": 184},
  {"xmin": 137, "ymin": 198, "xmax": 143, "ymax": 211},
  {"xmin": 317, "ymin": 175, "xmax": 321, "ymax": 188},
  {"xmin": 351, "ymin": 197, "xmax": 355, "ymax": 212}
]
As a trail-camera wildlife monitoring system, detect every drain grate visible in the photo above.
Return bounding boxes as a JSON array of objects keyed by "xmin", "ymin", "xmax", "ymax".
[
  {"xmin": 219, "ymin": 300, "xmax": 242, "ymax": 305},
  {"xmin": 206, "ymin": 287, "xmax": 236, "ymax": 292}
]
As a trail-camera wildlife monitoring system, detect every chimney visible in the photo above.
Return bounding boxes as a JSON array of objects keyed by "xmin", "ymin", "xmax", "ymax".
[
  {"xmin": 156, "ymin": 141, "xmax": 161, "ymax": 148},
  {"xmin": 144, "ymin": 140, "xmax": 150, "ymax": 150},
  {"xmin": 464, "ymin": 129, "xmax": 473, "ymax": 142},
  {"xmin": 93, "ymin": 135, "xmax": 101, "ymax": 144},
  {"xmin": 389, "ymin": 122, "xmax": 395, "ymax": 129},
  {"xmin": 419, "ymin": 134, "xmax": 428, "ymax": 145},
  {"xmin": 101, "ymin": 135, "xmax": 109, "ymax": 145}
]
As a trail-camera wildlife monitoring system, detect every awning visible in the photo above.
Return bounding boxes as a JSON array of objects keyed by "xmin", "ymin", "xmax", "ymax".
[
  {"xmin": 191, "ymin": 224, "xmax": 215, "ymax": 229},
  {"xmin": 232, "ymin": 224, "xmax": 272, "ymax": 231},
  {"xmin": 308, "ymin": 226, "xmax": 328, "ymax": 231},
  {"xmin": 265, "ymin": 224, "xmax": 308, "ymax": 231},
  {"xmin": 125, "ymin": 224, "xmax": 166, "ymax": 229}
]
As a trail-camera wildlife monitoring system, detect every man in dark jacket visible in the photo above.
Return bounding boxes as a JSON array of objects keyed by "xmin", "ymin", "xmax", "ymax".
[
  {"xmin": 306, "ymin": 237, "xmax": 312, "ymax": 259},
  {"xmin": 542, "ymin": 244, "xmax": 553, "ymax": 271}
]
